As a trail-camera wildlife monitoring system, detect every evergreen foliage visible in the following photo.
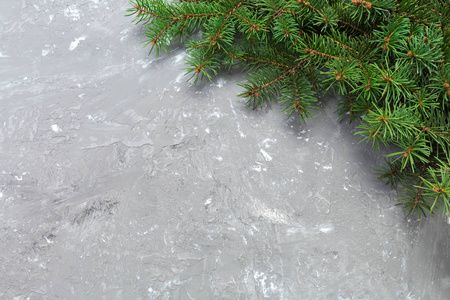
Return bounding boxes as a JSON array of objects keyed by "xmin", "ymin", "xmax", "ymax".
[{"xmin": 128, "ymin": 0, "xmax": 450, "ymax": 219}]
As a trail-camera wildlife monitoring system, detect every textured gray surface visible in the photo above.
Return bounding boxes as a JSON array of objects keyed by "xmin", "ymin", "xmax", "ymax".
[{"xmin": 1, "ymin": 1, "xmax": 449, "ymax": 299}]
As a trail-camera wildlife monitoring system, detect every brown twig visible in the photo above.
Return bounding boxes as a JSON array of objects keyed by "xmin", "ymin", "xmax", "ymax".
[{"xmin": 304, "ymin": 48, "xmax": 341, "ymax": 60}]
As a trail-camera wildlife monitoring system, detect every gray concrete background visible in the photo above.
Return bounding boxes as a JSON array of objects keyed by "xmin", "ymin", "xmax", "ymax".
[{"xmin": 1, "ymin": 1, "xmax": 449, "ymax": 299}]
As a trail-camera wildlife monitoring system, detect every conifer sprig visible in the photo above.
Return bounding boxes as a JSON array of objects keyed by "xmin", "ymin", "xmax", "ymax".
[{"xmin": 128, "ymin": 0, "xmax": 450, "ymax": 219}]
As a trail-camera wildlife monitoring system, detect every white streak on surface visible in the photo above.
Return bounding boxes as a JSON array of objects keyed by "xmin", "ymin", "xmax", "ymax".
[
  {"xmin": 69, "ymin": 36, "xmax": 86, "ymax": 51},
  {"xmin": 51, "ymin": 124, "xmax": 62, "ymax": 132},
  {"xmin": 174, "ymin": 52, "xmax": 185, "ymax": 63},
  {"xmin": 209, "ymin": 108, "xmax": 223, "ymax": 118},
  {"xmin": 64, "ymin": 5, "xmax": 81, "ymax": 21},
  {"xmin": 216, "ymin": 78, "xmax": 226, "ymax": 88},
  {"xmin": 318, "ymin": 224, "xmax": 334, "ymax": 233},
  {"xmin": 323, "ymin": 164, "xmax": 332, "ymax": 171},
  {"xmin": 251, "ymin": 197, "xmax": 287, "ymax": 224},
  {"xmin": 286, "ymin": 223, "xmax": 335, "ymax": 235},
  {"xmin": 228, "ymin": 98, "xmax": 246, "ymax": 138},
  {"xmin": 260, "ymin": 149, "xmax": 272, "ymax": 161},
  {"xmin": 254, "ymin": 271, "xmax": 280, "ymax": 298},
  {"xmin": 41, "ymin": 44, "xmax": 55, "ymax": 56},
  {"xmin": 119, "ymin": 28, "xmax": 131, "ymax": 42},
  {"xmin": 175, "ymin": 73, "xmax": 184, "ymax": 83},
  {"xmin": 251, "ymin": 162, "xmax": 267, "ymax": 172},
  {"xmin": 137, "ymin": 59, "xmax": 152, "ymax": 69},
  {"xmin": 260, "ymin": 138, "xmax": 277, "ymax": 148}
]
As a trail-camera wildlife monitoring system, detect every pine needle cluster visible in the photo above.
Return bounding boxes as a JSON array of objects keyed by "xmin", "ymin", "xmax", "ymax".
[{"xmin": 128, "ymin": 0, "xmax": 450, "ymax": 219}]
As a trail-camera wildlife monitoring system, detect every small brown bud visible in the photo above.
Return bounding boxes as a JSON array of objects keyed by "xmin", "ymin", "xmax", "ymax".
[
  {"xmin": 382, "ymin": 75, "xmax": 391, "ymax": 82},
  {"xmin": 407, "ymin": 51, "xmax": 414, "ymax": 57},
  {"xmin": 444, "ymin": 82, "xmax": 449, "ymax": 89},
  {"xmin": 432, "ymin": 186, "xmax": 441, "ymax": 193},
  {"xmin": 195, "ymin": 65, "xmax": 204, "ymax": 73},
  {"xmin": 254, "ymin": 92, "xmax": 259, "ymax": 98}
]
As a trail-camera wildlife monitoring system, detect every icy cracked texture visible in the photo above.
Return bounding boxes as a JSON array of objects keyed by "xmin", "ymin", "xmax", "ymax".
[{"xmin": 0, "ymin": 1, "xmax": 449, "ymax": 299}]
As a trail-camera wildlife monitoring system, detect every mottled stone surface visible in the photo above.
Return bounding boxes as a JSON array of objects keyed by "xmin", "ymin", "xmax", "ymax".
[{"xmin": 1, "ymin": 1, "xmax": 449, "ymax": 299}]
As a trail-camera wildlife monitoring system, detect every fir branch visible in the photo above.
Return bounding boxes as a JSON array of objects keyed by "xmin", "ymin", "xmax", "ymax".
[
  {"xmin": 246, "ymin": 70, "xmax": 287, "ymax": 96},
  {"xmin": 304, "ymin": 48, "xmax": 341, "ymax": 60},
  {"xmin": 329, "ymin": 37, "xmax": 359, "ymax": 54},
  {"xmin": 338, "ymin": 19, "xmax": 370, "ymax": 35},
  {"xmin": 241, "ymin": 54, "xmax": 289, "ymax": 69},
  {"xmin": 351, "ymin": 0, "xmax": 374, "ymax": 10},
  {"xmin": 129, "ymin": 0, "xmax": 450, "ymax": 219},
  {"xmin": 234, "ymin": 12, "xmax": 259, "ymax": 30},
  {"xmin": 296, "ymin": 0, "xmax": 321, "ymax": 14},
  {"xmin": 133, "ymin": 4, "xmax": 171, "ymax": 20},
  {"xmin": 309, "ymin": 64, "xmax": 318, "ymax": 91},
  {"xmin": 264, "ymin": 7, "xmax": 284, "ymax": 29},
  {"xmin": 211, "ymin": 0, "xmax": 247, "ymax": 42},
  {"xmin": 153, "ymin": 20, "xmax": 177, "ymax": 45}
]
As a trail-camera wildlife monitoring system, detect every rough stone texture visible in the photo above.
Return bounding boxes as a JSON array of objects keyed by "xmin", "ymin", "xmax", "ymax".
[{"xmin": 1, "ymin": 1, "xmax": 449, "ymax": 299}]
